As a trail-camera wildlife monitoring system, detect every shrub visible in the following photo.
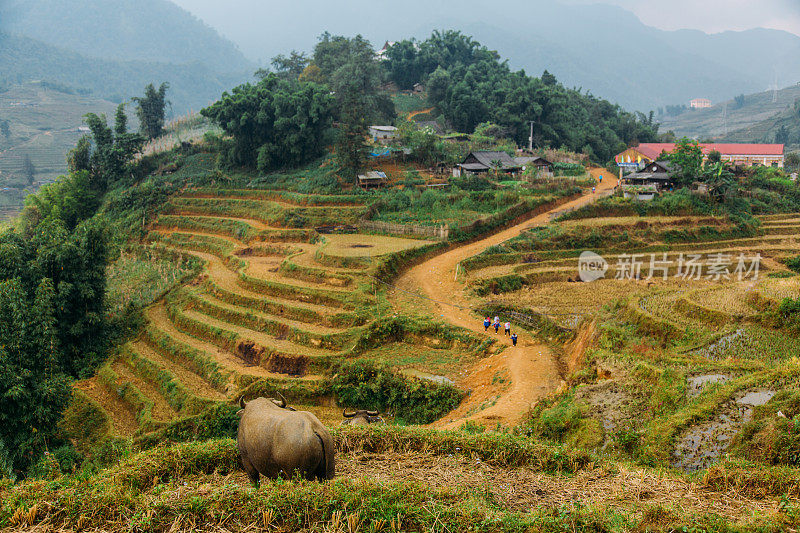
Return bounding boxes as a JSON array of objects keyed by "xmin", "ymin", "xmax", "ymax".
[
  {"xmin": 524, "ymin": 395, "xmax": 584, "ymax": 442},
  {"xmin": 326, "ymin": 361, "xmax": 465, "ymax": 424}
]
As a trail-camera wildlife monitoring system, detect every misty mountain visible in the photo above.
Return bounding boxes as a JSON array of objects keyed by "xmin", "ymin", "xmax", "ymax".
[
  {"xmin": 0, "ymin": 33, "xmax": 245, "ymax": 113},
  {"xmin": 201, "ymin": 0, "xmax": 799, "ymax": 111},
  {"xmin": 1, "ymin": 0, "xmax": 253, "ymax": 74},
  {"xmin": 657, "ymin": 83, "xmax": 800, "ymax": 148}
]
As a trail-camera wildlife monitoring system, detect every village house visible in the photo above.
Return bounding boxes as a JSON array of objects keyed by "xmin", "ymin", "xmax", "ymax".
[
  {"xmin": 514, "ymin": 155, "xmax": 554, "ymax": 176},
  {"xmin": 690, "ymin": 98, "xmax": 712, "ymax": 109},
  {"xmin": 615, "ymin": 143, "xmax": 785, "ymax": 168},
  {"xmin": 620, "ymin": 160, "xmax": 676, "ymax": 201},
  {"xmin": 454, "ymin": 151, "xmax": 521, "ymax": 177},
  {"xmin": 375, "ymin": 41, "xmax": 396, "ymax": 61},
  {"xmin": 357, "ymin": 171, "xmax": 389, "ymax": 189},
  {"xmin": 369, "ymin": 125, "xmax": 398, "ymax": 144}
]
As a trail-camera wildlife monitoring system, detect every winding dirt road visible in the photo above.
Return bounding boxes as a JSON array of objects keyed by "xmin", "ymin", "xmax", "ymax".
[{"xmin": 394, "ymin": 169, "xmax": 617, "ymax": 429}]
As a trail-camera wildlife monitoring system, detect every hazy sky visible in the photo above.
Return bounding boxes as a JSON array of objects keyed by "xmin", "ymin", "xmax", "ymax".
[
  {"xmin": 170, "ymin": 0, "xmax": 800, "ymax": 61},
  {"xmin": 579, "ymin": 0, "xmax": 800, "ymax": 36}
]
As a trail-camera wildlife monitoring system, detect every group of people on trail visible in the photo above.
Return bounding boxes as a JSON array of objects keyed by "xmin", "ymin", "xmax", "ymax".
[
  {"xmin": 591, "ymin": 174, "xmax": 602, "ymax": 194},
  {"xmin": 483, "ymin": 316, "xmax": 518, "ymax": 346}
]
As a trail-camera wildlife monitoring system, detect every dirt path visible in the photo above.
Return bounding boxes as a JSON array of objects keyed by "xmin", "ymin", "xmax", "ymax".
[
  {"xmin": 408, "ymin": 107, "xmax": 434, "ymax": 120},
  {"xmin": 156, "ymin": 214, "xmax": 281, "ymax": 231},
  {"xmin": 394, "ymin": 170, "xmax": 617, "ymax": 429}
]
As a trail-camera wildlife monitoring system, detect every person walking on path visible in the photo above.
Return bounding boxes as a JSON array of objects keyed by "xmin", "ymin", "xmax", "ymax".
[
  {"xmin": 493, "ymin": 316, "xmax": 500, "ymax": 334},
  {"xmin": 483, "ymin": 316, "xmax": 491, "ymax": 331},
  {"xmin": 511, "ymin": 332, "xmax": 518, "ymax": 346},
  {"xmin": 504, "ymin": 322, "xmax": 511, "ymax": 336}
]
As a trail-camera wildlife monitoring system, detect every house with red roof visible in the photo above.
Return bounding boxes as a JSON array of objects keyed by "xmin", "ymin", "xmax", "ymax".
[{"xmin": 615, "ymin": 143, "xmax": 784, "ymax": 169}]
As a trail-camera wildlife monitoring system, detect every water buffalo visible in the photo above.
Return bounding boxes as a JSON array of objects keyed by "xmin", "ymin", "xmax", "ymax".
[
  {"xmin": 341, "ymin": 409, "xmax": 385, "ymax": 426},
  {"xmin": 237, "ymin": 395, "xmax": 334, "ymax": 486}
]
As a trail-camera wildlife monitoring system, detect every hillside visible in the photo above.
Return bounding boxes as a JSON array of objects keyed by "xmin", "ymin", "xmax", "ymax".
[
  {"xmin": 4, "ymin": 149, "xmax": 800, "ymax": 529},
  {"xmin": 0, "ymin": 32, "xmax": 248, "ymax": 113},
  {"xmin": 0, "ymin": 83, "xmax": 122, "ymax": 181},
  {"xmin": 0, "ymin": 83, "xmax": 122, "ymax": 220},
  {"xmin": 657, "ymin": 83, "xmax": 800, "ymax": 145},
  {"xmin": 1, "ymin": 0, "xmax": 253, "ymax": 74}
]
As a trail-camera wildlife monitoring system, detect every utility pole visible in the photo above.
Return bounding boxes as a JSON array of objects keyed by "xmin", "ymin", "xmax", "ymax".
[
  {"xmin": 773, "ymin": 70, "xmax": 779, "ymax": 104},
  {"xmin": 528, "ymin": 121, "xmax": 535, "ymax": 152},
  {"xmin": 722, "ymin": 102, "xmax": 727, "ymax": 137}
]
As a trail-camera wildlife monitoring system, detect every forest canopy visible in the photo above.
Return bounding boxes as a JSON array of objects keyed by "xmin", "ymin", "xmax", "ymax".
[{"xmin": 385, "ymin": 30, "xmax": 659, "ymax": 162}]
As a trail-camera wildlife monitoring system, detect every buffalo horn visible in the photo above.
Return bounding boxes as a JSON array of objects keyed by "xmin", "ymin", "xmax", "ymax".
[
  {"xmin": 367, "ymin": 410, "xmax": 380, "ymax": 416},
  {"xmin": 342, "ymin": 409, "xmax": 357, "ymax": 418},
  {"xmin": 277, "ymin": 391, "xmax": 288, "ymax": 408}
]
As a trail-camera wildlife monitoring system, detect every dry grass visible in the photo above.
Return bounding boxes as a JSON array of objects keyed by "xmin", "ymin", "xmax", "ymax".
[
  {"xmin": 337, "ymin": 451, "xmax": 782, "ymax": 521},
  {"xmin": 758, "ymin": 276, "xmax": 800, "ymax": 302},
  {"xmin": 686, "ymin": 283, "xmax": 758, "ymax": 317},
  {"xmin": 558, "ymin": 215, "xmax": 719, "ymax": 228},
  {"xmin": 492, "ymin": 279, "xmax": 651, "ymax": 317},
  {"xmin": 321, "ymin": 234, "xmax": 435, "ymax": 257}
]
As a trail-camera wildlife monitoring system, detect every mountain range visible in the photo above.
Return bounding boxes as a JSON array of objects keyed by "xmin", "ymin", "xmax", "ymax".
[
  {"xmin": 176, "ymin": 0, "xmax": 800, "ymax": 112},
  {"xmin": 2, "ymin": 0, "xmax": 800, "ymax": 116},
  {"xmin": 0, "ymin": 0, "xmax": 254, "ymax": 112}
]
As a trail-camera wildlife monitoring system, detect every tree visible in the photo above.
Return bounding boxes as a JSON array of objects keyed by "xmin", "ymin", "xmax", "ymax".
[
  {"xmin": 67, "ymin": 136, "xmax": 92, "ymax": 173},
  {"xmin": 0, "ymin": 120, "xmax": 10, "ymax": 140},
  {"xmin": 734, "ymin": 94, "xmax": 745, "ymax": 109},
  {"xmin": 776, "ymin": 124, "xmax": 790, "ymax": 145},
  {"xmin": 132, "ymin": 83, "xmax": 170, "ymax": 139},
  {"xmin": 785, "ymin": 152, "xmax": 800, "ymax": 173},
  {"xmin": 0, "ymin": 212, "xmax": 110, "ymax": 476},
  {"xmin": 298, "ymin": 64, "xmax": 324, "ymax": 84},
  {"xmin": 82, "ymin": 111, "xmax": 144, "ymax": 191},
  {"xmin": 490, "ymin": 158, "xmax": 503, "ymax": 178},
  {"xmin": 270, "ymin": 51, "xmax": 310, "ymax": 80},
  {"xmin": 202, "ymin": 75, "xmax": 334, "ymax": 171},
  {"xmin": 114, "ymin": 103, "xmax": 128, "ymax": 136},
  {"xmin": 23, "ymin": 171, "xmax": 101, "ymax": 230},
  {"xmin": 707, "ymin": 150, "xmax": 722, "ymax": 164},
  {"xmin": 397, "ymin": 123, "xmax": 442, "ymax": 165},
  {"xmin": 702, "ymin": 161, "xmax": 735, "ymax": 202},
  {"xmin": 21, "ymin": 154, "xmax": 35, "ymax": 186},
  {"xmin": 335, "ymin": 98, "xmax": 370, "ymax": 181},
  {"xmin": 384, "ymin": 40, "xmax": 425, "ymax": 89},
  {"xmin": 667, "ymin": 137, "xmax": 703, "ymax": 186},
  {"xmin": 0, "ymin": 277, "xmax": 71, "ymax": 477},
  {"xmin": 318, "ymin": 34, "xmax": 393, "ymax": 179},
  {"xmin": 541, "ymin": 70, "xmax": 557, "ymax": 86},
  {"xmin": 407, "ymin": 30, "xmax": 658, "ymax": 162}
]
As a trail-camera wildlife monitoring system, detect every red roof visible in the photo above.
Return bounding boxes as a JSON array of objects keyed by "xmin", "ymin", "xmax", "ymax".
[{"xmin": 617, "ymin": 143, "xmax": 784, "ymax": 162}]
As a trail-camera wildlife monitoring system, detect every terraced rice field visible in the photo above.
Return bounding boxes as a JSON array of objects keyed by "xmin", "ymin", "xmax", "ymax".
[
  {"xmin": 458, "ymin": 211, "xmax": 800, "ymax": 473},
  {"xmin": 79, "ymin": 189, "xmax": 438, "ymax": 438},
  {"xmin": 467, "ymin": 214, "xmax": 800, "ymax": 327}
]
